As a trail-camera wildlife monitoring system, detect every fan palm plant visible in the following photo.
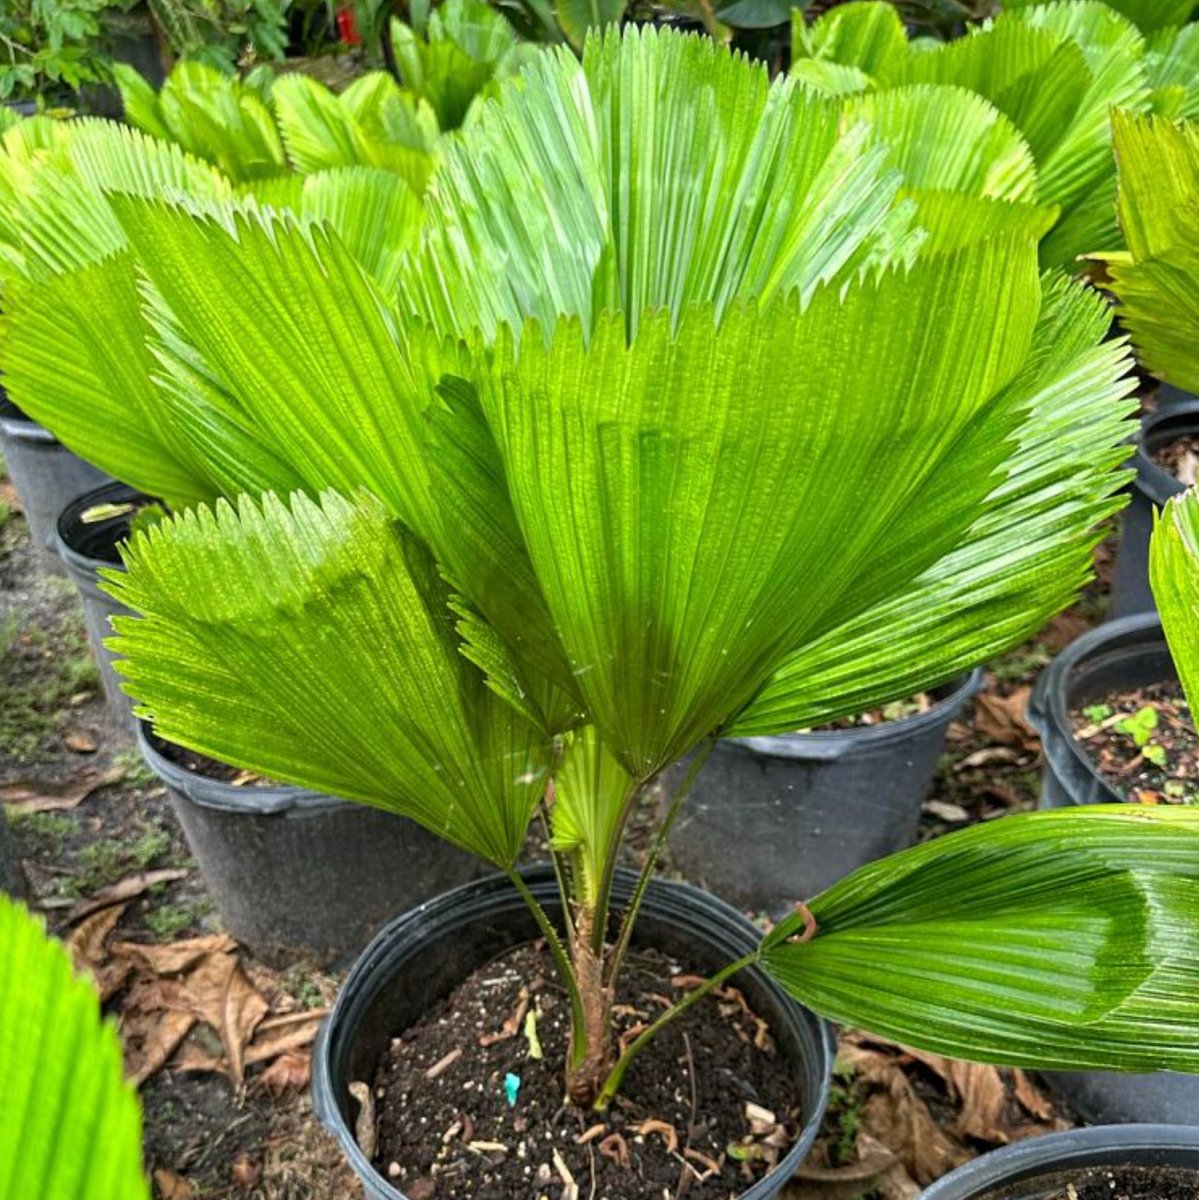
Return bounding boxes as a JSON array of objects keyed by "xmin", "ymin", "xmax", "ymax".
[
  {"xmin": 115, "ymin": 58, "xmax": 441, "ymax": 194},
  {"xmin": 9, "ymin": 28, "xmax": 1199, "ymax": 1112},
  {"xmin": 791, "ymin": 0, "xmax": 1199, "ymax": 270}
]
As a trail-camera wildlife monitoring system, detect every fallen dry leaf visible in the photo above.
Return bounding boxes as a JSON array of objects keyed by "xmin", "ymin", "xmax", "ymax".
[
  {"xmin": 63, "ymin": 730, "xmax": 99, "ymax": 754},
  {"xmin": 956, "ymin": 747, "xmax": 1021, "ymax": 771},
  {"xmin": 127, "ymin": 1008, "xmax": 197, "ymax": 1086},
  {"xmin": 68, "ymin": 903, "xmax": 131, "ymax": 1002},
  {"xmin": 948, "ymin": 1060, "xmax": 1008, "ymax": 1143},
  {"xmin": 245, "ymin": 1010, "xmax": 325, "ymax": 1065},
  {"xmin": 922, "ymin": 800, "xmax": 970, "ymax": 823},
  {"xmin": 973, "ymin": 688, "xmax": 1039, "ymax": 753},
  {"xmin": 68, "ymin": 868, "xmax": 189, "ymax": 923},
  {"xmin": 257, "ymin": 1051, "xmax": 310, "ymax": 1096},
  {"xmin": 1012, "ymin": 1069, "xmax": 1054, "ymax": 1122},
  {"xmin": 112, "ymin": 934, "xmax": 236, "ymax": 976},
  {"xmin": 1, "ymin": 766, "xmax": 124, "ymax": 813},
  {"xmin": 839, "ymin": 1044, "xmax": 969, "ymax": 1186},
  {"xmin": 152, "ymin": 1169, "xmax": 196, "ymax": 1200},
  {"xmin": 68, "ymin": 903, "xmax": 126, "ymax": 970},
  {"xmin": 181, "ymin": 951, "xmax": 269, "ymax": 1090}
]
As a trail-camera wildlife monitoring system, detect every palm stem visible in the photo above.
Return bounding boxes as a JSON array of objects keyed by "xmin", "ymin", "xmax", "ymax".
[
  {"xmin": 603, "ymin": 735, "xmax": 716, "ymax": 992},
  {"xmin": 539, "ymin": 796, "xmax": 576, "ymax": 950},
  {"xmin": 506, "ymin": 868, "xmax": 590, "ymax": 1071},
  {"xmin": 593, "ymin": 947, "xmax": 758, "ymax": 1111},
  {"xmin": 587, "ymin": 776, "xmax": 643, "ymax": 958}
]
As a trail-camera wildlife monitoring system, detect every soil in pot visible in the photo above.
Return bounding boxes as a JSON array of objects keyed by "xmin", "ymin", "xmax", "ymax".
[
  {"xmin": 1150, "ymin": 435, "xmax": 1199, "ymax": 485},
  {"xmin": 1069, "ymin": 681, "xmax": 1199, "ymax": 805},
  {"xmin": 996, "ymin": 1164, "xmax": 1199, "ymax": 1200},
  {"xmin": 370, "ymin": 941, "xmax": 801, "ymax": 1200},
  {"xmin": 807, "ymin": 690, "xmax": 932, "ymax": 731},
  {"xmin": 158, "ymin": 740, "xmax": 278, "ymax": 788}
]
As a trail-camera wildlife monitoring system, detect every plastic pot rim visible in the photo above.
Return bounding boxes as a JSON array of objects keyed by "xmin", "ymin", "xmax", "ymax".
[
  {"xmin": 0, "ymin": 397, "xmax": 56, "ymax": 444},
  {"xmin": 55, "ymin": 480, "xmax": 147, "ymax": 577},
  {"xmin": 137, "ymin": 719, "xmax": 347, "ymax": 817},
  {"xmin": 919, "ymin": 1123, "xmax": 1199, "ymax": 1199},
  {"xmin": 1131, "ymin": 400, "xmax": 1199, "ymax": 507},
  {"xmin": 311, "ymin": 867, "xmax": 835, "ymax": 1200},
  {"xmin": 1026, "ymin": 612, "xmax": 1167, "ymax": 806},
  {"xmin": 730, "ymin": 668, "xmax": 984, "ymax": 761}
]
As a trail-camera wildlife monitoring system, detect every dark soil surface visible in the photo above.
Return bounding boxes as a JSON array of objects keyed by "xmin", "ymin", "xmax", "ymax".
[
  {"xmin": 1070, "ymin": 681, "xmax": 1199, "ymax": 805},
  {"xmin": 158, "ymin": 738, "xmax": 275, "ymax": 787},
  {"xmin": 811, "ymin": 692, "xmax": 932, "ymax": 732},
  {"xmin": 372, "ymin": 943, "xmax": 800, "ymax": 1200},
  {"xmin": 1150, "ymin": 434, "xmax": 1199, "ymax": 484},
  {"xmin": 1030, "ymin": 1165, "xmax": 1199, "ymax": 1200}
]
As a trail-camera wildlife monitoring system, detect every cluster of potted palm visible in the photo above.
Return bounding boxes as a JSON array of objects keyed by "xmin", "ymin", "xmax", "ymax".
[
  {"xmin": 791, "ymin": 0, "xmax": 1199, "ymax": 271},
  {"xmin": 5, "ymin": 11, "xmax": 1199, "ymax": 1198},
  {"xmin": 10, "ymin": 22, "xmax": 1199, "ymax": 1195}
]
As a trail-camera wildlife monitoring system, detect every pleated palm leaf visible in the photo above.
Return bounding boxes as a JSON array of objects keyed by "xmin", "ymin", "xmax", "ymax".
[
  {"xmin": 114, "ymin": 60, "xmax": 288, "ymax": 183},
  {"xmin": 1098, "ymin": 110, "xmax": 1199, "ymax": 393},
  {"xmin": 117, "ymin": 59, "xmax": 442, "ymax": 197},
  {"xmin": 0, "ymin": 119, "xmax": 425, "ymax": 492},
  {"xmin": 1152, "ymin": 488, "xmax": 1199, "ymax": 709},
  {"xmin": 388, "ymin": 0, "xmax": 538, "ymax": 131},
  {"xmin": 790, "ymin": 0, "xmax": 1199, "ymax": 270},
  {"xmin": 12, "ymin": 27, "xmax": 1199, "ymax": 1109}
]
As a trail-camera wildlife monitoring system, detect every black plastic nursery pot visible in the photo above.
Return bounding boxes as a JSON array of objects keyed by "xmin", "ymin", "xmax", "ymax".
[
  {"xmin": 1110, "ymin": 399, "xmax": 1199, "ymax": 618},
  {"xmin": 0, "ymin": 803, "xmax": 20, "ymax": 897},
  {"xmin": 312, "ymin": 868, "xmax": 835, "ymax": 1200},
  {"xmin": 919, "ymin": 1125, "xmax": 1199, "ymax": 1199},
  {"xmin": 1027, "ymin": 613, "xmax": 1199, "ymax": 1124},
  {"xmin": 55, "ymin": 481, "xmax": 145, "ymax": 726},
  {"xmin": 667, "ymin": 670, "xmax": 982, "ymax": 915},
  {"xmin": 0, "ymin": 395, "xmax": 109, "ymax": 575},
  {"xmin": 137, "ymin": 723, "xmax": 486, "ymax": 967},
  {"xmin": 1027, "ymin": 613, "xmax": 1169, "ymax": 811}
]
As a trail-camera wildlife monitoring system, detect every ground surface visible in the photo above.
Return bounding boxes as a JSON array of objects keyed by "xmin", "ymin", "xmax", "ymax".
[{"xmin": 1, "ymin": 465, "xmax": 1103, "ymax": 1200}]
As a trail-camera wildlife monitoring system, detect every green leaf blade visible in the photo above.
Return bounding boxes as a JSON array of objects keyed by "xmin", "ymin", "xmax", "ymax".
[
  {"xmin": 0, "ymin": 897, "xmax": 148, "ymax": 1200},
  {"xmin": 762, "ymin": 806, "xmax": 1199, "ymax": 1073}
]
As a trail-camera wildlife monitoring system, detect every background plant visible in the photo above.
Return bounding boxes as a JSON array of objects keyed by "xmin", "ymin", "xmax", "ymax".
[
  {"xmin": 9, "ymin": 27, "xmax": 1199, "ymax": 1113},
  {"xmin": 146, "ymin": 0, "xmax": 292, "ymax": 70},
  {"xmin": 790, "ymin": 0, "xmax": 1199, "ymax": 271},
  {"xmin": 0, "ymin": 0, "xmax": 133, "ymax": 103},
  {"xmin": 115, "ymin": 57, "xmax": 440, "ymax": 189},
  {"xmin": 1098, "ymin": 110, "xmax": 1199, "ymax": 393}
]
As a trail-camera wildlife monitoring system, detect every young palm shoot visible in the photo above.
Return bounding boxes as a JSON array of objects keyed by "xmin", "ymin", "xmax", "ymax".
[{"xmin": 11, "ymin": 29, "xmax": 1199, "ymax": 1112}]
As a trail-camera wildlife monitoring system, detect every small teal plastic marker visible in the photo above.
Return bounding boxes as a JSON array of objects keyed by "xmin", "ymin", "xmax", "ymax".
[{"xmin": 503, "ymin": 1072, "xmax": 521, "ymax": 1107}]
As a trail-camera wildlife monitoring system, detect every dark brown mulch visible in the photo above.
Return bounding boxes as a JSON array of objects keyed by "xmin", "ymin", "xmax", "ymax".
[
  {"xmin": 1150, "ymin": 434, "xmax": 1199, "ymax": 485},
  {"xmin": 158, "ymin": 739, "xmax": 274, "ymax": 787},
  {"xmin": 1038, "ymin": 1165, "xmax": 1199, "ymax": 1200},
  {"xmin": 372, "ymin": 942, "xmax": 801, "ymax": 1200},
  {"xmin": 1069, "ymin": 681, "xmax": 1199, "ymax": 805}
]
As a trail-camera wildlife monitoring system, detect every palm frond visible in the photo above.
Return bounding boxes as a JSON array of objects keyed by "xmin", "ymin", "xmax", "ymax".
[
  {"xmin": 0, "ymin": 897, "xmax": 148, "ymax": 1199},
  {"xmin": 1101, "ymin": 111, "xmax": 1199, "ymax": 393},
  {"xmin": 105, "ymin": 491, "xmax": 553, "ymax": 868}
]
